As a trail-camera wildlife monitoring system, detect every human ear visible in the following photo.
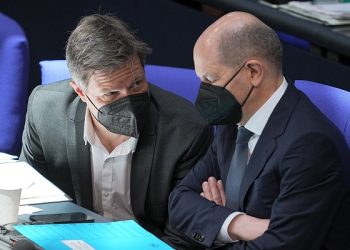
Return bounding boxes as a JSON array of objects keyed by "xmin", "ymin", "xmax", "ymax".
[
  {"xmin": 69, "ymin": 81, "xmax": 87, "ymax": 102},
  {"xmin": 246, "ymin": 60, "xmax": 263, "ymax": 87}
]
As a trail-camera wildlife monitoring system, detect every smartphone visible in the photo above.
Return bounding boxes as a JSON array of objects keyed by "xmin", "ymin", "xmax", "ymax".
[{"xmin": 29, "ymin": 212, "xmax": 94, "ymax": 224}]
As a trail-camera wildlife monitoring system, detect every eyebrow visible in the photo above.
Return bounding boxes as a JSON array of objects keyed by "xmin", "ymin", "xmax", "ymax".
[{"xmin": 134, "ymin": 71, "xmax": 145, "ymax": 80}]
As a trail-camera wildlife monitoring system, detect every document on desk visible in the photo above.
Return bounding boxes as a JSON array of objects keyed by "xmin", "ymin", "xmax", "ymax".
[
  {"xmin": 15, "ymin": 220, "xmax": 173, "ymax": 250},
  {"xmin": 0, "ymin": 152, "xmax": 17, "ymax": 163},
  {"xmin": 279, "ymin": 2, "xmax": 350, "ymax": 25},
  {"xmin": 0, "ymin": 161, "xmax": 70, "ymax": 205}
]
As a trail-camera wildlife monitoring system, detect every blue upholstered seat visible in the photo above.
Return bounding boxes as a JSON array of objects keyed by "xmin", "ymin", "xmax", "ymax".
[
  {"xmin": 144, "ymin": 65, "xmax": 200, "ymax": 103},
  {"xmin": 295, "ymin": 80, "xmax": 350, "ymax": 148},
  {"xmin": 0, "ymin": 13, "xmax": 29, "ymax": 155},
  {"xmin": 40, "ymin": 60, "xmax": 200, "ymax": 103},
  {"xmin": 40, "ymin": 61, "xmax": 350, "ymax": 148}
]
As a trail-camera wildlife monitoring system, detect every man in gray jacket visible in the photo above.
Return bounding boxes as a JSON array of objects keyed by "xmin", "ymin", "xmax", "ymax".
[{"xmin": 20, "ymin": 14, "xmax": 212, "ymax": 248}]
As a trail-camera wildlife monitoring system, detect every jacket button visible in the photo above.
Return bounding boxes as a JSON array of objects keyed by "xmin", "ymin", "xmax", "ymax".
[{"xmin": 192, "ymin": 232, "xmax": 205, "ymax": 242}]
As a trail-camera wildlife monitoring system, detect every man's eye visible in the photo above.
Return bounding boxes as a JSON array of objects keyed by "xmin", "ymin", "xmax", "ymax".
[
  {"xmin": 133, "ymin": 80, "xmax": 143, "ymax": 88},
  {"xmin": 104, "ymin": 91, "xmax": 118, "ymax": 97}
]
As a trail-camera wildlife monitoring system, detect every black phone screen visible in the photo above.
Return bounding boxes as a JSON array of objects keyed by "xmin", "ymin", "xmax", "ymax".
[{"xmin": 29, "ymin": 212, "xmax": 94, "ymax": 224}]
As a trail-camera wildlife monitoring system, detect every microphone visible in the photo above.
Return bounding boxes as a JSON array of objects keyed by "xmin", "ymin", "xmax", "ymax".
[
  {"xmin": 12, "ymin": 239, "xmax": 37, "ymax": 250},
  {"xmin": 0, "ymin": 234, "xmax": 13, "ymax": 248},
  {"xmin": 0, "ymin": 234, "xmax": 37, "ymax": 250}
]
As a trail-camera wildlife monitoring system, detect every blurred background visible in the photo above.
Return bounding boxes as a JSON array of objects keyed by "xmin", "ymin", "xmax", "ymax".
[
  {"xmin": 0, "ymin": 0, "xmax": 216, "ymax": 93},
  {"xmin": 1, "ymin": 0, "xmax": 350, "ymax": 155}
]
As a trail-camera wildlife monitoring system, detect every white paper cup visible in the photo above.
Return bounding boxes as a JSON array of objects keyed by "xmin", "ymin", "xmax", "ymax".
[{"xmin": 0, "ymin": 187, "xmax": 22, "ymax": 227}]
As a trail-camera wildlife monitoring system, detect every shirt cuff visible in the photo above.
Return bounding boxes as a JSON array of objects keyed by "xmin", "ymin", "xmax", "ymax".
[{"xmin": 217, "ymin": 212, "xmax": 245, "ymax": 242}]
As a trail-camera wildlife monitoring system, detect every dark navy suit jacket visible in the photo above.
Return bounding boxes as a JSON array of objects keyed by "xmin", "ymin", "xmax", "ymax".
[{"xmin": 169, "ymin": 84, "xmax": 350, "ymax": 250}]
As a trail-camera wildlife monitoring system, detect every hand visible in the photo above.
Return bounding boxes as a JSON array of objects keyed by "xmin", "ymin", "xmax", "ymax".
[
  {"xmin": 200, "ymin": 176, "xmax": 226, "ymax": 206},
  {"xmin": 228, "ymin": 214, "xmax": 270, "ymax": 241}
]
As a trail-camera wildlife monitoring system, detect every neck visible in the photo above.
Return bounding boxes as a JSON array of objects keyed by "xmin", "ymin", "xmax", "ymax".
[{"xmin": 241, "ymin": 75, "xmax": 283, "ymax": 125}]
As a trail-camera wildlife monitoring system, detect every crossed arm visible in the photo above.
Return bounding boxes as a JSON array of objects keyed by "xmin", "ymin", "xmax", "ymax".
[{"xmin": 201, "ymin": 177, "xmax": 269, "ymax": 242}]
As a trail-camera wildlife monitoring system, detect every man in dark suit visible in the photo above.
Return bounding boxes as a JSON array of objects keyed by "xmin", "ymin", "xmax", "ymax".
[
  {"xmin": 169, "ymin": 12, "xmax": 350, "ymax": 249},
  {"xmin": 19, "ymin": 14, "xmax": 212, "ymax": 246}
]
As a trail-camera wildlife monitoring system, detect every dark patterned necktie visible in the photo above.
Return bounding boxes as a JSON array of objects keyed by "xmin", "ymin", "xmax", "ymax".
[{"xmin": 225, "ymin": 126, "xmax": 254, "ymax": 209}]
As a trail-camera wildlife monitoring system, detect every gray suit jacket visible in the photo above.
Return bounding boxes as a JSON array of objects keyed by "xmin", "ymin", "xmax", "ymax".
[{"xmin": 20, "ymin": 80, "xmax": 212, "ymax": 240}]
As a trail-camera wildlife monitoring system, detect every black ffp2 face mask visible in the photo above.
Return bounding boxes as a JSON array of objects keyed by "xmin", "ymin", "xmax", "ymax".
[
  {"xmin": 87, "ymin": 92, "xmax": 150, "ymax": 138},
  {"xmin": 195, "ymin": 63, "xmax": 253, "ymax": 125},
  {"xmin": 195, "ymin": 83, "xmax": 243, "ymax": 125}
]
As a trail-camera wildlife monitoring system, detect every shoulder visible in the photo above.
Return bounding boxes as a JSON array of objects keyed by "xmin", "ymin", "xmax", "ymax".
[
  {"xmin": 278, "ymin": 85, "xmax": 350, "ymax": 164},
  {"xmin": 29, "ymin": 80, "xmax": 77, "ymax": 106},
  {"xmin": 149, "ymin": 83, "xmax": 207, "ymax": 127},
  {"xmin": 290, "ymin": 85, "xmax": 342, "ymax": 135},
  {"xmin": 30, "ymin": 80, "xmax": 75, "ymax": 98},
  {"xmin": 27, "ymin": 80, "xmax": 80, "ymax": 119}
]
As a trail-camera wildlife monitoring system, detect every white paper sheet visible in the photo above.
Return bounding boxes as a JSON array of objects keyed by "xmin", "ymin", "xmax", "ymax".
[
  {"xmin": 0, "ymin": 161, "xmax": 71, "ymax": 205},
  {"xmin": 0, "ymin": 152, "xmax": 17, "ymax": 163},
  {"xmin": 18, "ymin": 205, "xmax": 43, "ymax": 215},
  {"xmin": 279, "ymin": 2, "xmax": 350, "ymax": 25}
]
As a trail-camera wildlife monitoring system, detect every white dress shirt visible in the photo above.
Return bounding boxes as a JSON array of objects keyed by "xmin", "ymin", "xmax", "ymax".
[
  {"xmin": 83, "ymin": 109, "xmax": 138, "ymax": 220},
  {"xmin": 218, "ymin": 78, "xmax": 288, "ymax": 242}
]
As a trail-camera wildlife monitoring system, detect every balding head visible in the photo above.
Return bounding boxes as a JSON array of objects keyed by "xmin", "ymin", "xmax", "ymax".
[
  {"xmin": 194, "ymin": 12, "xmax": 284, "ymax": 124},
  {"xmin": 194, "ymin": 12, "xmax": 282, "ymax": 73}
]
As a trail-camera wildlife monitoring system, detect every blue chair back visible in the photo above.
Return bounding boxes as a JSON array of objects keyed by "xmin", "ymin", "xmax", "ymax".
[
  {"xmin": 145, "ymin": 65, "xmax": 200, "ymax": 103},
  {"xmin": 0, "ymin": 13, "xmax": 29, "ymax": 155},
  {"xmin": 40, "ymin": 60, "xmax": 71, "ymax": 85},
  {"xmin": 295, "ymin": 80, "xmax": 350, "ymax": 148},
  {"xmin": 39, "ymin": 62, "xmax": 350, "ymax": 148},
  {"xmin": 39, "ymin": 60, "xmax": 200, "ymax": 104}
]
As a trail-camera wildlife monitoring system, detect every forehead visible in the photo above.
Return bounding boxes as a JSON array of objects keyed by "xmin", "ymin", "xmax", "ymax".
[
  {"xmin": 88, "ymin": 56, "xmax": 144, "ymax": 88},
  {"xmin": 194, "ymin": 45, "xmax": 224, "ymax": 79}
]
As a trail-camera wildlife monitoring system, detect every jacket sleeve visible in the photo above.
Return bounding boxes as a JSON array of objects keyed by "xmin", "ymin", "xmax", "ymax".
[
  {"xmin": 19, "ymin": 85, "xmax": 49, "ymax": 177},
  {"xmin": 169, "ymin": 127, "xmax": 235, "ymax": 248},
  {"xmin": 172, "ymin": 123, "xmax": 214, "ymax": 186}
]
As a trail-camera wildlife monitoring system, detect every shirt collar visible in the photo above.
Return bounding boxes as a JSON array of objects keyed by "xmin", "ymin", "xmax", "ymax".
[
  {"xmin": 83, "ymin": 108, "xmax": 95, "ymax": 146},
  {"xmin": 244, "ymin": 77, "xmax": 288, "ymax": 136}
]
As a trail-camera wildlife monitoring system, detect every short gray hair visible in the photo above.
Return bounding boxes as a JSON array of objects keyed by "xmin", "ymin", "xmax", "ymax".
[
  {"xmin": 66, "ymin": 14, "xmax": 152, "ymax": 89},
  {"xmin": 218, "ymin": 22, "xmax": 282, "ymax": 72}
]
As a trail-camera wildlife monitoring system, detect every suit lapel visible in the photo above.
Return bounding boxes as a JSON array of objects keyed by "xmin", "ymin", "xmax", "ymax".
[
  {"xmin": 239, "ymin": 84, "xmax": 300, "ymax": 210},
  {"xmin": 130, "ymin": 103, "xmax": 157, "ymax": 219},
  {"xmin": 66, "ymin": 97, "xmax": 93, "ymax": 210}
]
